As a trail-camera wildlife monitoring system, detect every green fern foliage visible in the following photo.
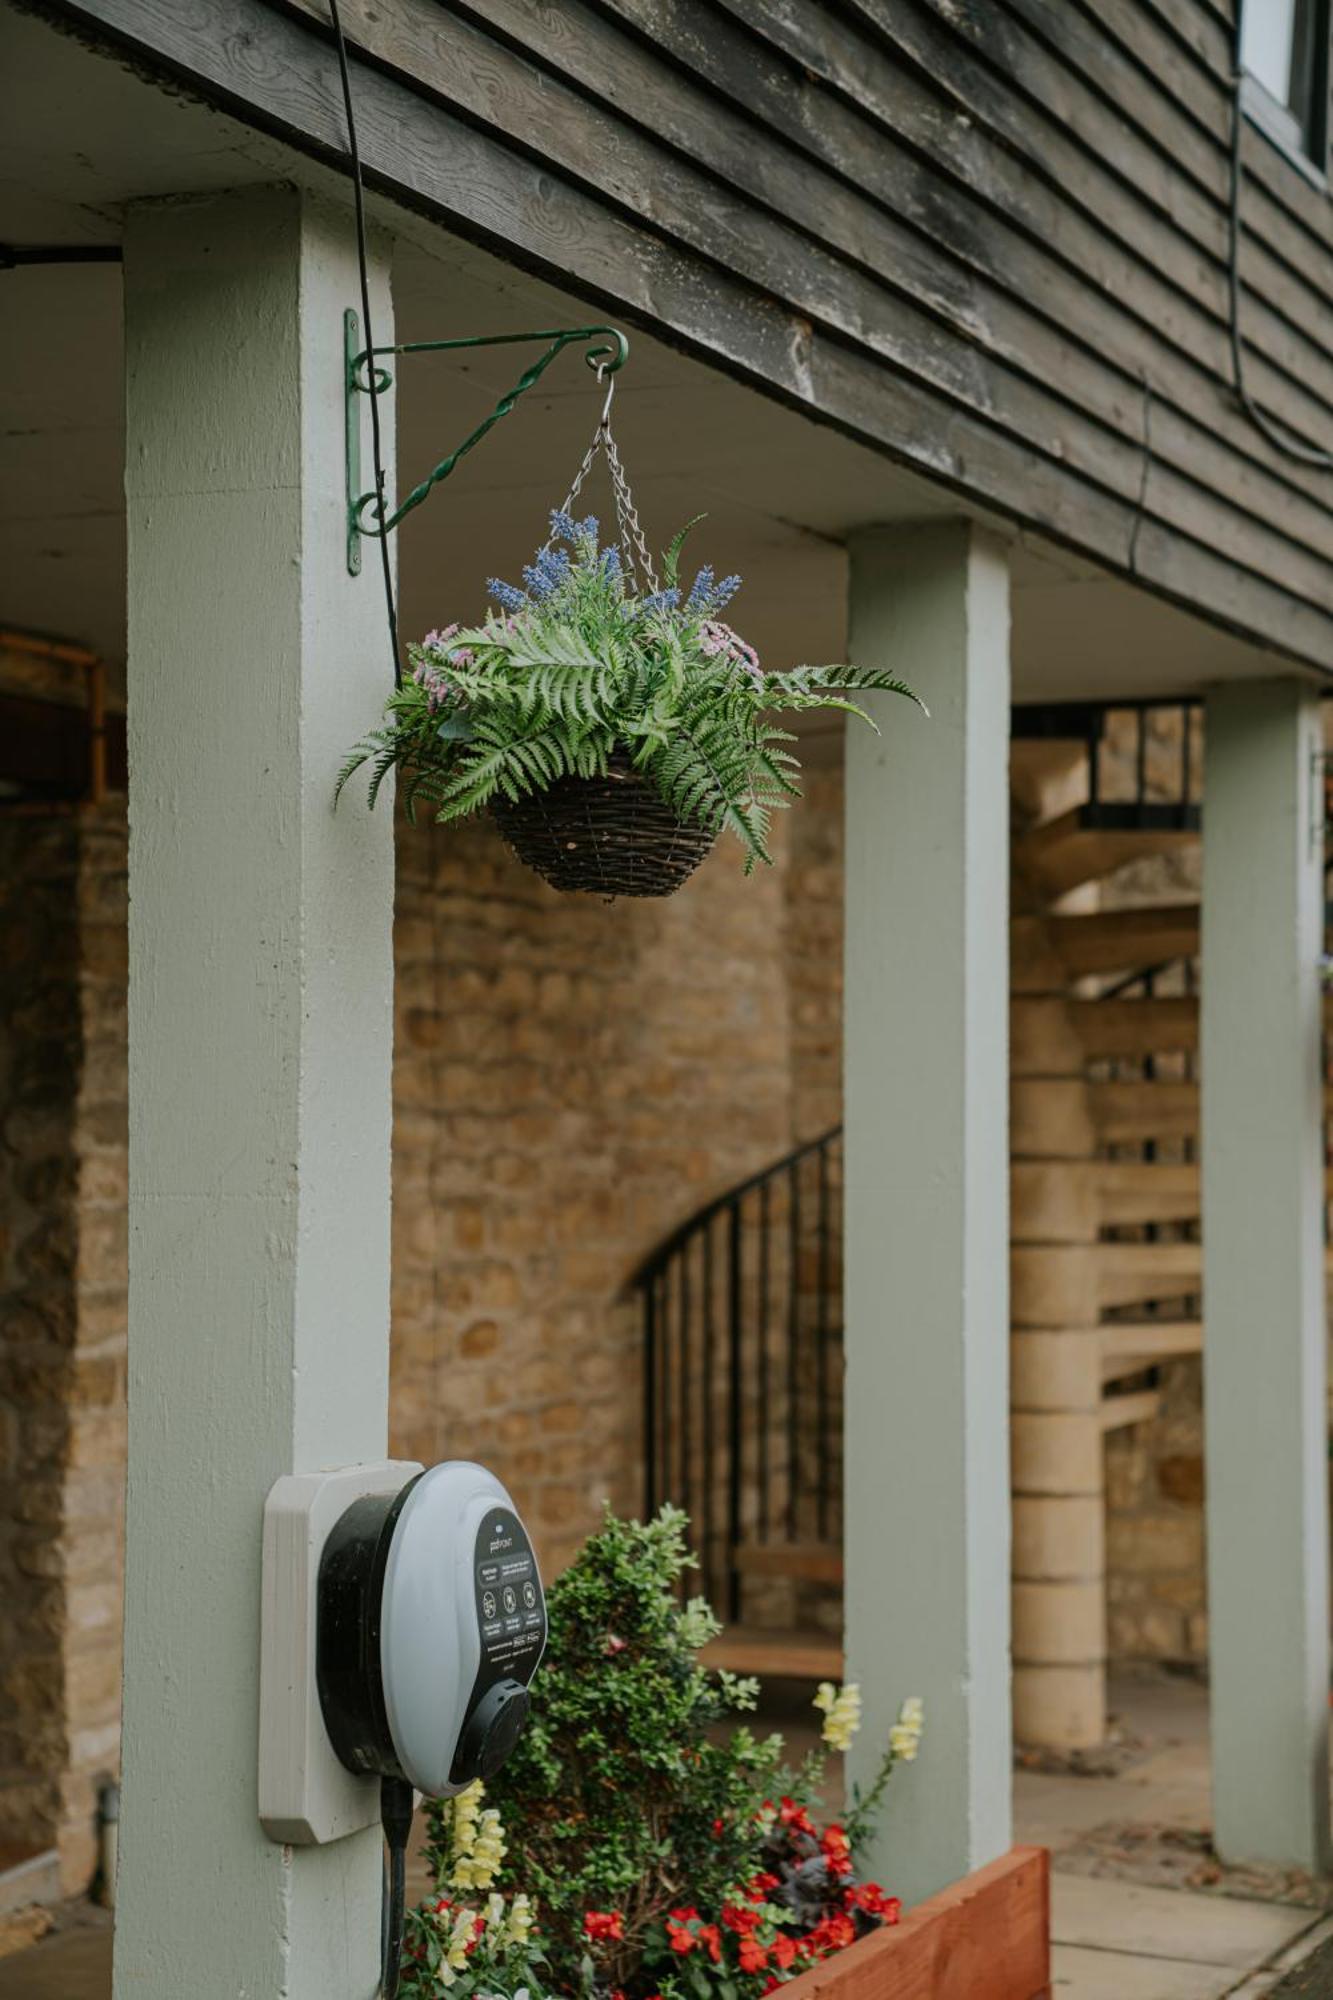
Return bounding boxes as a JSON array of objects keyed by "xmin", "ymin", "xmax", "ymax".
[{"xmin": 337, "ymin": 511, "xmax": 922, "ymax": 871}]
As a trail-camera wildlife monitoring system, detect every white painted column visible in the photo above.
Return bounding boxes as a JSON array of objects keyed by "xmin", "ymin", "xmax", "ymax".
[
  {"xmin": 1202, "ymin": 678, "xmax": 1330, "ymax": 1873},
  {"xmin": 843, "ymin": 522, "xmax": 1012, "ymax": 1905},
  {"xmin": 115, "ymin": 188, "xmax": 396, "ymax": 1995}
]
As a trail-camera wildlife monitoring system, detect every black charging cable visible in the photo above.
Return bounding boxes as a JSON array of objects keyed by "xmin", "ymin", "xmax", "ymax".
[{"xmin": 379, "ymin": 1775, "xmax": 414, "ymax": 1998}]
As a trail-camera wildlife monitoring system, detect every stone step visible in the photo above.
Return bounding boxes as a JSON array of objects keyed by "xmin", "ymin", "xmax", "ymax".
[
  {"xmin": 1100, "ymin": 1389, "xmax": 1162, "ymax": 1430},
  {"xmin": 1013, "ymin": 904, "xmax": 1199, "ymax": 989},
  {"xmin": 1012, "ymin": 994, "xmax": 1200, "ymax": 1071},
  {"xmin": 1017, "ymin": 810, "xmax": 1198, "ymax": 898},
  {"xmin": 1012, "ymin": 1160, "xmax": 1201, "ymax": 1238},
  {"xmin": 1101, "ymin": 1320, "xmax": 1203, "ymax": 1381}
]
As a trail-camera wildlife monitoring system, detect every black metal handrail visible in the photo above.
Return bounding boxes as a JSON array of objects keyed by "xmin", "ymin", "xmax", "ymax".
[{"xmin": 635, "ymin": 1126, "xmax": 843, "ymax": 1619}]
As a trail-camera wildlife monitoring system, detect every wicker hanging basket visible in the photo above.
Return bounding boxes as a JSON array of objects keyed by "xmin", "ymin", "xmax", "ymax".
[{"xmin": 492, "ymin": 748, "xmax": 716, "ymax": 898}]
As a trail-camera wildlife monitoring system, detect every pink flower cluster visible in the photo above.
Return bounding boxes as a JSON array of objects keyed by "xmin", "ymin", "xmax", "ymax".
[
  {"xmin": 415, "ymin": 623, "xmax": 474, "ymax": 710},
  {"xmin": 699, "ymin": 619, "xmax": 762, "ymax": 686}
]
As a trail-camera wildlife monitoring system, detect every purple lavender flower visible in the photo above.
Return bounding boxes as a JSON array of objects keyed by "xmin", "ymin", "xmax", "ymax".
[
  {"xmin": 549, "ymin": 508, "xmax": 578, "ymax": 544},
  {"xmin": 712, "ymin": 574, "xmax": 743, "ymax": 610},
  {"xmin": 686, "ymin": 566, "xmax": 715, "ymax": 611},
  {"xmin": 601, "ymin": 547, "xmax": 622, "ymax": 581},
  {"xmin": 636, "ymin": 587, "xmax": 681, "ymax": 618},
  {"xmin": 522, "ymin": 548, "xmax": 572, "ymax": 601},
  {"xmin": 487, "ymin": 577, "xmax": 529, "ymax": 613}
]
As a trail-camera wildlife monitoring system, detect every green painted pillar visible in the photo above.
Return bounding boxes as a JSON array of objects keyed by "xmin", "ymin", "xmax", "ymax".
[
  {"xmin": 1203, "ymin": 677, "xmax": 1330, "ymax": 1873},
  {"xmin": 116, "ymin": 188, "xmax": 397, "ymax": 1994},
  {"xmin": 843, "ymin": 522, "xmax": 1012, "ymax": 1905}
]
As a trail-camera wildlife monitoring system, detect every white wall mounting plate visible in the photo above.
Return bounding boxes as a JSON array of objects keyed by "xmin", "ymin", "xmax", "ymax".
[{"xmin": 259, "ymin": 1460, "xmax": 422, "ymax": 1844}]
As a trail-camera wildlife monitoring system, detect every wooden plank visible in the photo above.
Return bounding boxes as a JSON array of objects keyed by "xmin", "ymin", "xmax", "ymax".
[
  {"xmin": 734, "ymin": 1543, "xmax": 844, "ymax": 1585},
  {"xmin": 444, "ymin": 0, "xmax": 1333, "ymax": 553},
  {"xmin": 275, "ymin": 0, "xmax": 1333, "ymax": 609},
  {"xmin": 995, "ymin": 0, "xmax": 1333, "ymax": 292},
  {"xmin": 46, "ymin": 0, "xmax": 1333, "ymax": 668},
  {"xmin": 598, "ymin": 0, "xmax": 1333, "ymax": 524},
  {"xmin": 1101, "ymin": 1389, "xmax": 1162, "ymax": 1429},
  {"xmin": 702, "ymin": 1626, "xmax": 842, "ymax": 1680},
  {"xmin": 1011, "ymin": 997, "xmax": 1199, "ymax": 1073},
  {"xmin": 836, "ymin": 0, "xmax": 1333, "ymax": 430},
  {"xmin": 779, "ymin": 1847, "xmax": 1050, "ymax": 2000}
]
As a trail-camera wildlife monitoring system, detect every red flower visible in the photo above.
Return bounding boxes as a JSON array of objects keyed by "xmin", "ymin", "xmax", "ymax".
[
  {"xmin": 583, "ymin": 1910, "xmax": 625, "ymax": 1944},
  {"xmin": 748, "ymin": 1872, "xmax": 781, "ymax": 1901},
  {"xmin": 812, "ymin": 1912, "xmax": 856, "ymax": 1954},
  {"xmin": 778, "ymin": 1796, "xmax": 816, "ymax": 1837},
  {"xmin": 847, "ymin": 1881, "xmax": 900, "ymax": 1922},
  {"xmin": 771, "ymin": 1934, "xmax": 800, "ymax": 1971},
  {"xmin": 604, "ymin": 1633, "xmax": 628, "ymax": 1656},
  {"xmin": 821, "ymin": 1825, "xmax": 853, "ymax": 1879},
  {"xmin": 698, "ymin": 1923, "xmax": 723, "ymax": 1964},
  {"xmin": 712, "ymin": 1816, "xmax": 725, "ymax": 1837},
  {"xmin": 738, "ymin": 1936, "xmax": 769, "ymax": 1974},
  {"xmin": 666, "ymin": 1918, "xmax": 697, "ymax": 1957},
  {"xmin": 722, "ymin": 1902, "xmax": 760, "ymax": 1936}
]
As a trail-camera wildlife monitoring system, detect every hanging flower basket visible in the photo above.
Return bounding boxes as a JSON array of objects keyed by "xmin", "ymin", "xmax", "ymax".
[
  {"xmin": 491, "ymin": 745, "xmax": 715, "ymax": 897},
  {"xmin": 338, "ymin": 395, "xmax": 922, "ymax": 897}
]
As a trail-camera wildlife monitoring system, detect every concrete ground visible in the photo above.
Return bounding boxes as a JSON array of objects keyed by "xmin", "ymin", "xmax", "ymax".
[{"xmin": 5, "ymin": 1673, "xmax": 1333, "ymax": 1999}]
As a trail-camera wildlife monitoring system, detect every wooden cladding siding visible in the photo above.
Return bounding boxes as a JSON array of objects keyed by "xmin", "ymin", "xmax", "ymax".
[{"xmin": 47, "ymin": 0, "xmax": 1333, "ymax": 668}]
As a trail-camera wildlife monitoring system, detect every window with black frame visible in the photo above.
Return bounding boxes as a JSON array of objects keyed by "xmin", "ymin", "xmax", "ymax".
[{"xmin": 1239, "ymin": 0, "xmax": 1330, "ymax": 167}]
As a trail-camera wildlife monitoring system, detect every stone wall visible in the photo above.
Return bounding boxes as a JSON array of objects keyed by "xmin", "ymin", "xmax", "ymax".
[
  {"xmin": 0, "ymin": 808, "xmax": 127, "ymax": 1890},
  {"xmin": 389, "ymin": 810, "xmax": 798, "ymax": 1576}
]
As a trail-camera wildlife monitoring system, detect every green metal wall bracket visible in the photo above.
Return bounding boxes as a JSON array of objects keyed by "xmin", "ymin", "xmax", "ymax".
[{"xmin": 344, "ymin": 314, "xmax": 629, "ymax": 576}]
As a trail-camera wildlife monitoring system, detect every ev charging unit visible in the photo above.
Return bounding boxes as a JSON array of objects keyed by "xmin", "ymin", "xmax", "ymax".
[{"xmin": 258, "ymin": 1459, "xmax": 547, "ymax": 1844}]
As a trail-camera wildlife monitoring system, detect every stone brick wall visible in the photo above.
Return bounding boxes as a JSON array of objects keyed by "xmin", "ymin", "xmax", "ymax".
[
  {"xmin": 0, "ymin": 808, "xmax": 127, "ymax": 1889},
  {"xmin": 784, "ymin": 752, "xmax": 844, "ymax": 1143},
  {"xmin": 389, "ymin": 810, "xmax": 798, "ymax": 1576}
]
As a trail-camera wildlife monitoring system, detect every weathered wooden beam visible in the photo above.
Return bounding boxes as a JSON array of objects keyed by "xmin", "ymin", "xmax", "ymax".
[{"xmin": 35, "ymin": 0, "xmax": 1333, "ymax": 669}]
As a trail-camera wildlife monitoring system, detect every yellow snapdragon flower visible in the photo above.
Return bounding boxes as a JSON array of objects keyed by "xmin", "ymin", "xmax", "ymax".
[
  {"xmin": 813, "ymin": 1680, "xmax": 863, "ymax": 1753},
  {"xmin": 888, "ymin": 1694, "xmax": 925, "ymax": 1763},
  {"xmin": 504, "ymin": 1892, "xmax": 535, "ymax": 1947}
]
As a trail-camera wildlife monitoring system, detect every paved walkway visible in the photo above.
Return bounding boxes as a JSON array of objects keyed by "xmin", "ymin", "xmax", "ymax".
[
  {"xmin": 1016, "ymin": 1673, "xmax": 1333, "ymax": 1998},
  {"xmin": 5, "ymin": 1673, "xmax": 1333, "ymax": 1999}
]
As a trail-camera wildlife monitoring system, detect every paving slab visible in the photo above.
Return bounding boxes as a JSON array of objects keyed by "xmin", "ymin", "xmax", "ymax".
[
  {"xmin": 1051, "ymin": 1942, "xmax": 1236, "ymax": 1998},
  {"xmin": 1052, "ymin": 1873, "xmax": 1314, "ymax": 1970}
]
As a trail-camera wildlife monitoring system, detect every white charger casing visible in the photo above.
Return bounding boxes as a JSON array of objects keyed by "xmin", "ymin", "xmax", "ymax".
[
  {"xmin": 259, "ymin": 1459, "xmax": 546, "ymax": 1844},
  {"xmin": 380, "ymin": 1461, "xmax": 546, "ymax": 1796},
  {"xmin": 259, "ymin": 1459, "xmax": 423, "ymax": 1845}
]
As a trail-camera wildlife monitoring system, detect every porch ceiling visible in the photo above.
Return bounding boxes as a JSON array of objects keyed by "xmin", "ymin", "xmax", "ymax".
[{"xmin": 0, "ymin": 1, "xmax": 1306, "ymax": 709}]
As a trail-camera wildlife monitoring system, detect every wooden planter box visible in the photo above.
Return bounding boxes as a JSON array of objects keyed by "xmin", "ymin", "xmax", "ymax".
[{"xmin": 780, "ymin": 1847, "xmax": 1049, "ymax": 2000}]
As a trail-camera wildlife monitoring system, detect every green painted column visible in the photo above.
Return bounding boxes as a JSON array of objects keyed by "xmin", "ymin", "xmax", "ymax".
[
  {"xmin": 115, "ymin": 188, "xmax": 397, "ymax": 1994},
  {"xmin": 1202, "ymin": 677, "xmax": 1330, "ymax": 1873},
  {"xmin": 843, "ymin": 522, "xmax": 1012, "ymax": 1905}
]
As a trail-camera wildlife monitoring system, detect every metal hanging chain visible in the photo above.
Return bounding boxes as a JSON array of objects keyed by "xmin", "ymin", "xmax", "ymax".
[{"xmin": 539, "ymin": 373, "xmax": 659, "ymax": 594}]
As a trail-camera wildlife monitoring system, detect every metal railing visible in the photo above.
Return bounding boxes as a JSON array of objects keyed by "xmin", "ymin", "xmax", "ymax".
[{"xmin": 635, "ymin": 1127, "xmax": 842, "ymax": 1619}]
